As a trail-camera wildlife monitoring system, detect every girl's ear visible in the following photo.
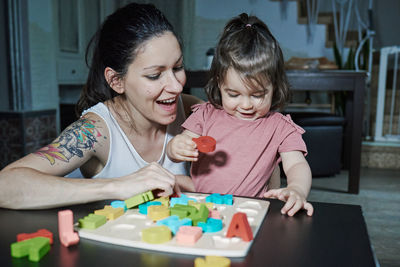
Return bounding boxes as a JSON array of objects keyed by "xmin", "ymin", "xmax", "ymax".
[{"xmin": 104, "ymin": 67, "xmax": 124, "ymax": 94}]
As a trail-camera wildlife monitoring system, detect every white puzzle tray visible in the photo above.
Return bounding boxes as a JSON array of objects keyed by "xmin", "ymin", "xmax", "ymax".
[{"xmin": 77, "ymin": 193, "xmax": 270, "ymax": 257}]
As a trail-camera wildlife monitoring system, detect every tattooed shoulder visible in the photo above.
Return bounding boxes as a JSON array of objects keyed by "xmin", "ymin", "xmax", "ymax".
[{"xmin": 34, "ymin": 118, "xmax": 106, "ymax": 165}]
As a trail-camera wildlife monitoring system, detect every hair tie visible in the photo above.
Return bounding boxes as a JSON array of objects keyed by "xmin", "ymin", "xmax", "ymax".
[{"xmin": 245, "ymin": 24, "xmax": 252, "ymax": 27}]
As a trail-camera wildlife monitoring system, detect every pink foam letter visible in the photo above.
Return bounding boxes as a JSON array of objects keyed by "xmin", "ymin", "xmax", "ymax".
[{"xmin": 58, "ymin": 210, "xmax": 80, "ymax": 247}]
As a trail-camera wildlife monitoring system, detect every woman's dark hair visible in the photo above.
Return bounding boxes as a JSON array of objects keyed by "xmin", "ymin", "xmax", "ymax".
[
  {"xmin": 76, "ymin": 3, "xmax": 178, "ymax": 116},
  {"xmin": 205, "ymin": 13, "xmax": 289, "ymax": 111}
]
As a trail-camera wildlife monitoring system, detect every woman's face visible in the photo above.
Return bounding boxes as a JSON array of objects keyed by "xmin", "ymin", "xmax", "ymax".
[
  {"xmin": 220, "ymin": 68, "xmax": 273, "ymax": 121},
  {"xmin": 122, "ymin": 32, "xmax": 185, "ymax": 126}
]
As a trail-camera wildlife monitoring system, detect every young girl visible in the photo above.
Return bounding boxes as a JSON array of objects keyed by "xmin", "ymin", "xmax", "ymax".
[{"xmin": 167, "ymin": 13, "xmax": 313, "ymax": 216}]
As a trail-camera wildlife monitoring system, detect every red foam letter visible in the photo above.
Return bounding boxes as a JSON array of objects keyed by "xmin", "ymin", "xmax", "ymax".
[
  {"xmin": 17, "ymin": 229, "xmax": 53, "ymax": 244},
  {"xmin": 226, "ymin": 212, "xmax": 253, "ymax": 242}
]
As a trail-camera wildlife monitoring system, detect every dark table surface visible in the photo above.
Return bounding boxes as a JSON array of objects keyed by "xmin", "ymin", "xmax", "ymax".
[{"xmin": 0, "ymin": 199, "xmax": 376, "ymax": 267}]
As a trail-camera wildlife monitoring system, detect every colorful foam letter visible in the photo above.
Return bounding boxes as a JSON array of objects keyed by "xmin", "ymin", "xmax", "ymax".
[
  {"xmin": 192, "ymin": 136, "xmax": 216, "ymax": 153},
  {"xmin": 153, "ymin": 196, "xmax": 170, "ymax": 207},
  {"xmin": 188, "ymin": 200, "xmax": 213, "ymax": 211},
  {"xmin": 17, "ymin": 229, "xmax": 53, "ymax": 245},
  {"xmin": 141, "ymin": 226, "xmax": 172, "ymax": 244},
  {"xmin": 125, "ymin": 190, "xmax": 154, "ymax": 209},
  {"xmin": 176, "ymin": 226, "xmax": 203, "ymax": 245},
  {"xmin": 111, "ymin": 200, "xmax": 127, "ymax": 211},
  {"xmin": 58, "ymin": 210, "xmax": 80, "ymax": 247},
  {"xmin": 78, "ymin": 213, "xmax": 107, "ymax": 229},
  {"xmin": 170, "ymin": 204, "xmax": 198, "ymax": 219},
  {"xmin": 147, "ymin": 205, "xmax": 170, "ymax": 221},
  {"xmin": 205, "ymin": 193, "xmax": 233, "ymax": 205},
  {"xmin": 189, "ymin": 204, "xmax": 210, "ymax": 226},
  {"xmin": 226, "ymin": 212, "xmax": 253, "ymax": 241},
  {"xmin": 209, "ymin": 210, "xmax": 221, "ymax": 219},
  {"xmin": 156, "ymin": 215, "xmax": 192, "ymax": 234},
  {"xmin": 94, "ymin": 205, "xmax": 124, "ymax": 220},
  {"xmin": 11, "ymin": 236, "xmax": 50, "ymax": 262},
  {"xmin": 170, "ymin": 193, "xmax": 197, "ymax": 207},
  {"xmin": 139, "ymin": 201, "xmax": 161, "ymax": 214},
  {"xmin": 198, "ymin": 218, "xmax": 223, "ymax": 233},
  {"xmin": 194, "ymin": 255, "xmax": 231, "ymax": 267}
]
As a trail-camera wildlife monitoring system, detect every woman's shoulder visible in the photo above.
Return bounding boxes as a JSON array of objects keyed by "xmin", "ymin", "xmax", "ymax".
[
  {"xmin": 80, "ymin": 112, "xmax": 108, "ymax": 130},
  {"xmin": 82, "ymin": 102, "xmax": 108, "ymax": 116},
  {"xmin": 62, "ymin": 112, "xmax": 109, "ymax": 146},
  {"xmin": 75, "ymin": 112, "xmax": 110, "ymax": 162},
  {"xmin": 45, "ymin": 111, "xmax": 110, "ymax": 175},
  {"xmin": 81, "ymin": 102, "xmax": 113, "ymax": 133}
]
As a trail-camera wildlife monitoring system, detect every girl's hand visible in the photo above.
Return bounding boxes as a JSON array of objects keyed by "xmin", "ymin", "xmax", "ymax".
[
  {"xmin": 264, "ymin": 187, "xmax": 314, "ymax": 216},
  {"xmin": 167, "ymin": 133, "xmax": 199, "ymax": 162}
]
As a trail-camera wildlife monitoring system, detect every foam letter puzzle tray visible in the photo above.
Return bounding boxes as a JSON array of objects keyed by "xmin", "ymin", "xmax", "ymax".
[{"xmin": 76, "ymin": 193, "xmax": 269, "ymax": 257}]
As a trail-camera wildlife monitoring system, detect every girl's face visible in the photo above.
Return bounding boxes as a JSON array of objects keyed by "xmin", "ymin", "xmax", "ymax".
[
  {"xmin": 122, "ymin": 32, "xmax": 185, "ymax": 126},
  {"xmin": 220, "ymin": 68, "xmax": 273, "ymax": 121}
]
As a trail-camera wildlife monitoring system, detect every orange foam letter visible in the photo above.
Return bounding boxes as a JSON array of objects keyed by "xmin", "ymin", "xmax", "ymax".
[{"xmin": 226, "ymin": 212, "xmax": 253, "ymax": 242}]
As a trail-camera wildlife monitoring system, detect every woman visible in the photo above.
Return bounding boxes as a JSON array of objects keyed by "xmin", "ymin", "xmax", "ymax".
[{"xmin": 0, "ymin": 3, "xmax": 199, "ymax": 209}]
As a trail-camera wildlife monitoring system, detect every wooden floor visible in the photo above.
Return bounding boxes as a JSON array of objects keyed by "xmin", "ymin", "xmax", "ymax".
[{"xmin": 306, "ymin": 168, "xmax": 400, "ymax": 267}]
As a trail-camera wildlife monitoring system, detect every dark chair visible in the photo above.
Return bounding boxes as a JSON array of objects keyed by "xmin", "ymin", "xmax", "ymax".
[{"xmin": 290, "ymin": 112, "xmax": 346, "ymax": 177}]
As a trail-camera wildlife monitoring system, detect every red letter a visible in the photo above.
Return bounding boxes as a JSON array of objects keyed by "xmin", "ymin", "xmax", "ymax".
[{"xmin": 226, "ymin": 212, "xmax": 253, "ymax": 242}]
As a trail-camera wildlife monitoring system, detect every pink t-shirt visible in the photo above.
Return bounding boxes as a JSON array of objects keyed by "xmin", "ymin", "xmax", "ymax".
[{"xmin": 182, "ymin": 103, "xmax": 307, "ymax": 198}]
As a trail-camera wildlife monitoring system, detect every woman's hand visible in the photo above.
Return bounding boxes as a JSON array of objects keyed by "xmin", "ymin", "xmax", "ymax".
[
  {"xmin": 167, "ymin": 133, "xmax": 199, "ymax": 162},
  {"xmin": 264, "ymin": 186, "xmax": 314, "ymax": 216},
  {"xmin": 115, "ymin": 162, "xmax": 179, "ymax": 199}
]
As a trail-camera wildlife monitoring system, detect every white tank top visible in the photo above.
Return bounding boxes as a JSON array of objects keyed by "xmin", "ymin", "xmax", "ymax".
[{"xmin": 68, "ymin": 97, "xmax": 188, "ymax": 178}]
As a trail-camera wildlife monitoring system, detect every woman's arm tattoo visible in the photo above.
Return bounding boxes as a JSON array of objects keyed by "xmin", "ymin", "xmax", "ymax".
[{"xmin": 34, "ymin": 118, "xmax": 104, "ymax": 165}]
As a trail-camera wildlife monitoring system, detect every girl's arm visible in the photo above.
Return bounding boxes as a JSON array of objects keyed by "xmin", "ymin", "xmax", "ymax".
[
  {"xmin": 264, "ymin": 151, "xmax": 314, "ymax": 216},
  {"xmin": 267, "ymin": 165, "xmax": 281, "ymax": 190},
  {"xmin": 281, "ymin": 151, "xmax": 312, "ymax": 198}
]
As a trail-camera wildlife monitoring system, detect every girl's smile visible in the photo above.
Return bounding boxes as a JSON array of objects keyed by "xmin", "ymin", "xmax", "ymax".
[{"xmin": 220, "ymin": 68, "xmax": 273, "ymax": 121}]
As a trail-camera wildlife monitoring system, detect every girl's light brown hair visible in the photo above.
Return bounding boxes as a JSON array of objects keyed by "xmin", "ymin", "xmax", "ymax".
[{"xmin": 205, "ymin": 13, "xmax": 289, "ymax": 111}]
